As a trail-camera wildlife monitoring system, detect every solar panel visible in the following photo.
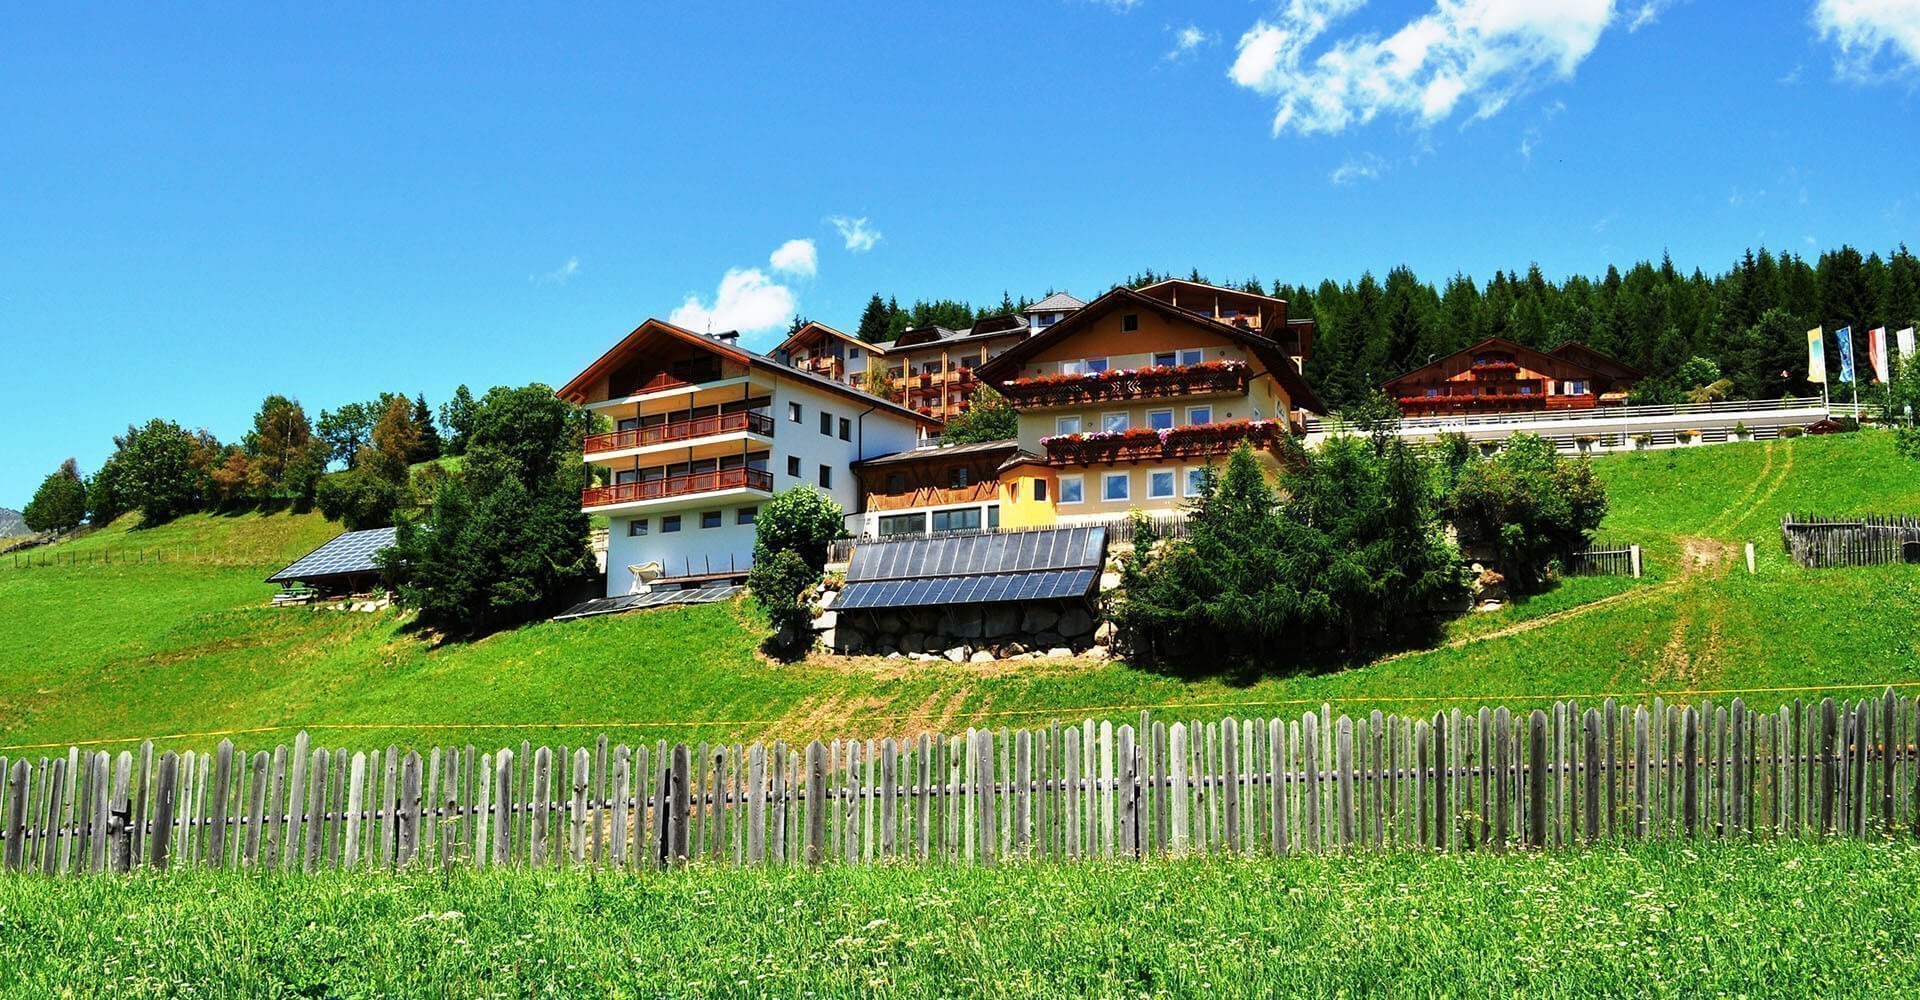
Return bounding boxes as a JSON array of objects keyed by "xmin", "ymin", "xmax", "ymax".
[
  {"xmin": 837, "ymin": 568, "xmax": 1098, "ymax": 611},
  {"xmin": 267, "ymin": 526, "xmax": 399, "ymax": 584},
  {"xmin": 552, "ymin": 584, "xmax": 743, "ymax": 621},
  {"xmin": 844, "ymin": 526, "xmax": 1106, "ymax": 583}
]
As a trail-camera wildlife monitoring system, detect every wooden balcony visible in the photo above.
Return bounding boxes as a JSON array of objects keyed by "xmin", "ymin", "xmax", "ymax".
[
  {"xmin": 1000, "ymin": 362, "xmax": 1250, "ymax": 408},
  {"xmin": 798, "ymin": 356, "xmax": 844, "ymax": 380},
  {"xmin": 584, "ymin": 411, "xmax": 774, "ymax": 456},
  {"xmin": 582, "ymin": 467, "xmax": 773, "ymax": 509},
  {"xmin": 1041, "ymin": 419, "xmax": 1290, "ymax": 466},
  {"xmin": 864, "ymin": 482, "xmax": 998, "ymax": 512}
]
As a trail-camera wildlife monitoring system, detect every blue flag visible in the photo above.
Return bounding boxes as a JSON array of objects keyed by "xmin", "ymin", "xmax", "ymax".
[{"xmin": 1836, "ymin": 325, "xmax": 1855, "ymax": 383}]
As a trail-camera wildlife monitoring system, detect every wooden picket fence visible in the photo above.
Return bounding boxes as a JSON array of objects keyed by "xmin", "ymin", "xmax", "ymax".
[
  {"xmin": 1781, "ymin": 513, "xmax": 1920, "ymax": 568},
  {"xmin": 5, "ymin": 691, "xmax": 1920, "ymax": 875}
]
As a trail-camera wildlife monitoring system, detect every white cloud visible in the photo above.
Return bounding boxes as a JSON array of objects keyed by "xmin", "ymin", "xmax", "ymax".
[
  {"xmin": 1229, "ymin": 0, "xmax": 1620, "ymax": 135},
  {"xmin": 828, "ymin": 215, "xmax": 882, "ymax": 253},
  {"xmin": 1330, "ymin": 153, "xmax": 1386, "ymax": 184},
  {"xmin": 1627, "ymin": 1, "xmax": 1683, "ymax": 32},
  {"xmin": 769, "ymin": 238, "xmax": 818, "ymax": 277},
  {"xmin": 1815, "ymin": 0, "xmax": 1920, "ymax": 78},
  {"xmin": 668, "ymin": 268, "xmax": 796, "ymax": 336},
  {"xmin": 1166, "ymin": 24, "xmax": 1217, "ymax": 60},
  {"xmin": 530, "ymin": 256, "xmax": 580, "ymax": 284}
]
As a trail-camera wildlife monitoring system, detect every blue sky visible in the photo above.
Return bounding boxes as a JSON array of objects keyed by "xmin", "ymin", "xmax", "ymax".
[{"xmin": 3, "ymin": 1, "xmax": 1918, "ymax": 506}]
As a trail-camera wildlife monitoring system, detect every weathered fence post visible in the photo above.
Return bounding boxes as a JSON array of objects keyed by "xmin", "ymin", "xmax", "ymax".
[
  {"xmin": 804, "ymin": 741, "xmax": 826, "ymax": 867},
  {"xmin": 1527, "ymin": 711, "xmax": 1547, "ymax": 849}
]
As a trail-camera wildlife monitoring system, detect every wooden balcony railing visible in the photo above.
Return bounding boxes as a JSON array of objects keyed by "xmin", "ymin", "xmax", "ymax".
[
  {"xmin": 584, "ymin": 411, "xmax": 774, "ymax": 456},
  {"xmin": 582, "ymin": 467, "xmax": 774, "ymax": 508},
  {"xmin": 1000, "ymin": 362, "xmax": 1250, "ymax": 408},
  {"xmin": 864, "ymin": 482, "xmax": 998, "ymax": 512},
  {"xmin": 1041, "ymin": 419, "xmax": 1290, "ymax": 466}
]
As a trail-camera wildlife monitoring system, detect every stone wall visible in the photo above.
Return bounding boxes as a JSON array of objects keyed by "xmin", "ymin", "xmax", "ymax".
[{"xmin": 822, "ymin": 598, "xmax": 1110, "ymax": 662}]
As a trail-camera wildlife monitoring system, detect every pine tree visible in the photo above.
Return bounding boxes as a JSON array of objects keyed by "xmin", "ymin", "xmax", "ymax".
[
  {"xmin": 855, "ymin": 294, "xmax": 891, "ymax": 343},
  {"xmin": 411, "ymin": 394, "xmax": 442, "ymax": 464},
  {"xmin": 440, "ymin": 385, "xmax": 477, "ymax": 456}
]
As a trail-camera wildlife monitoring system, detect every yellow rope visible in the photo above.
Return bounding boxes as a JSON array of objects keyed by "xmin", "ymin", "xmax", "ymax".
[{"xmin": 3, "ymin": 679, "xmax": 1916, "ymax": 753}]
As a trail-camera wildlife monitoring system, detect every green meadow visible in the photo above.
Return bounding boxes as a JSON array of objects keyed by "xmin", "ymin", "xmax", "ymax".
[{"xmin": 0, "ymin": 432, "xmax": 1916, "ymax": 756}]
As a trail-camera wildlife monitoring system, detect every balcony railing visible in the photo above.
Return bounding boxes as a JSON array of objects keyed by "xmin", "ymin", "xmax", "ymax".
[
  {"xmin": 582, "ymin": 467, "xmax": 774, "ymax": 509},
  {"xmin": 1040, "ymin": 419, "xmax": 1290, "ymax": 466},
  {"xmin": 865, "ymin": 482, "xmax": 998, "ymax": 512},
  {"xmin": 999, "ymin": 361, "xmax": 1250, "ymax": 408},
  {"xmin": 584, "ymin": 411, "xmax": 774, "ymax": 456}
]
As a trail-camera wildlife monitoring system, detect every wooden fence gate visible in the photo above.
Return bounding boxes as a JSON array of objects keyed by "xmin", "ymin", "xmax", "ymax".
[{"xmin": 4, "ymin": 692, "xmax": 1919, "ymax": 875}]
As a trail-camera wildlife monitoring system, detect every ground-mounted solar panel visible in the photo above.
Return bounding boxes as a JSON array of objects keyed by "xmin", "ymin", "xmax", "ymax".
[
  {"xmin": 552, "ymin": 584, "xmax": 742, "ymax": 621},
  {"xmin": 267, "ymin": 526, "xmax": 399, "ymax": 584}
]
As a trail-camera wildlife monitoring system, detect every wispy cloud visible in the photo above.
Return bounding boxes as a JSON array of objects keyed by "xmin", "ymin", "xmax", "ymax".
[
  {"xmin": 1165, "ymin": 24, "xmax": 1216, "ymax": 61},
  {"xmin": 1330, "ymin": 153, "xmax": 1386, "ymax": 185},
  {"xmin": 1591, "ymin": 212, "xmax": 1619, "ymax": 233},
  {"xmin": 1815, "ymin": 0, "xmax": 1920, "ymax": 79},
  {"xmin": 530, "ymin": 256, "xmax": 580, "ymax": 285},
  {"xmin": 828, "ymin": 216, "xmax": 882, "ymax": 253},
  {"xmin": 769, "ymin": 238, "xmax": 818, "ymax": 277},
  {"xmin": 1228, "ymin": 0, "xmax": 1627, "ymax": 135},
  {"xmin": 1627, "ymin": 1, "xmax": 1684, "ymax": 32}
]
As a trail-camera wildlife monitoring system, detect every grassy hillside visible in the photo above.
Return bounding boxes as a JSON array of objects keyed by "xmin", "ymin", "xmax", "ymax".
[
  {"xmin": 4, "ymin": 841, "xmax": 1916, "ymax": 997},
  {"xmin": 1, "ymin": 432, "xmax": 1916, "ymax": 754}
]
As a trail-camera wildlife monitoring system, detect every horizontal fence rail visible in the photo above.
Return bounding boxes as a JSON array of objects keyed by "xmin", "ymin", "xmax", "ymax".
[
  {"xmin": 1304, "ymin": 395, "xmax": 1835, "ymax": 435},
  {"xmin": 1782, "ymin": 513, "xmax": 1920, "ymax": 569},
  {"xmin": 1567, "ymin": 542, "xmax": 1641, "ymax": 577},
  {"xmin": 5, "ymin": 693, "xmax": 1919, "ymax": 875}
]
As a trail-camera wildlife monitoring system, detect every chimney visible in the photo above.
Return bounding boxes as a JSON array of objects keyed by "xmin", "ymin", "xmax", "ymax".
[{"xmin": 709, "ymin": 330, "xmax": 740, "ymax": 345}]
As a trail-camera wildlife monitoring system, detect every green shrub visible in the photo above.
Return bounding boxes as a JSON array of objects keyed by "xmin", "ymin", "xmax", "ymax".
[
  {"xmin": 747, "ymin": 487, "xmax": 844, "ymax": 659},
  {"xmin": 1446, "ymin": 433, "xmax": 1608, "ymax": 594},
  {"xmin": 315, "ymin": 468, "xmax": 406, "ymax": 531},
  {"xmin": 22, "ymin": 459, "xmax": 87, "ymax": 533},
  {"xmin": 1780, "ymin": 425, "xmax": 1804, "ymax": 439}
]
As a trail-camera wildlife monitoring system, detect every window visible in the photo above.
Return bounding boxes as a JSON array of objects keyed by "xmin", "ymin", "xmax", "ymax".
[
  {"xmin": 818, "ymin": 464, "xmax": 832, "ymax": 489},
  {"xmin": 849, "ymin": 347, "xmax": 862, "ymax": 360},
  {"xmin": 1152, "ymin": 351, "xmax": 1177, "ymax": 368},
  {"xmin": 820, "ymin": 411, "xmax": 833, "ymax": 436},
  {"xmin": 838, "ymin": 417, "xmax": 851, "ymax": 441},
  {"xmin": 787, "ymin": 456, "xmax": 801, "ymax": 477},
  {"xmin": 1146, "ymin": 408, "xmax": 1174, "ymax": 431},
  {"xmin": 1102, "ymin": 412, "xmax": 1129, "ymax": 433},
  {"xmin": 1033, "ymin": 479, "xmax": 1048, "ymax": 502},
  {"xmin": 1148, "ymin": 469, "xmax": 1176, "ymax": 499},
  {"xmin": 1102, "ymin": 472, "xmax": 1130, "ymax": 502},
  {"xmin": 662, "ymin": 515, "xmax": 682, "ymax": 533},
  {"xmin": 1178, "ymin": 348, "xmax": 1204, "ymax": 366},
  {"xmin": 1055, "ymin": 415, "xmax": 1082, "ymax": 435},
  {"xmin": 737, "ymin": 507, "xmax": 757, "ymax": 525},
  {"xmin": 787, "ymin": 402, "xmax": 802, "ymax": 423},
  {"xmin": 1059, "ymin": 359, "xmax": 1085, "ymax": 376},
  {"xmin": 988, "ymin": 505, "xmax": 999, "ymax": 529},
  {"xmin": 1059, "ymin": 475, "xmax": 1085, "ymax": 504},
  {"xmin": 1185, "ymin": 467, "xmax": 1208, "ymax": 498},
  {"xmin": 885, "ymin": 472, "xmax": 906, "ymax": 492},
  {"xmin": 1564, "ymin": 379, "xmax": 1589, "ymax": 395},
  {"xmin": 627, "ymin": 519, "xmax": 649, "ymax": 537},
  {"xmin": 1187, "ymin": 405, "xmax": 1213, "ymax": 426},
  {"xmin": 1121, "ymin": 313, "xmax": 1139, "ymax": 332},
  {"xmin": 951, "ymin": 467, "xmax": 971, "ymax": 488},
  {"xmin": 701, "ymin": 510, "xmax": 723, "ymax": 529},
  {"xmin": 878, "ymin": 512, "xmax": 927, "ymax": 537},
  {"xmin": 1084, "ymin": 357, "xmax": 1110, "ymax": 373},
  {"xmin": 932, "ymin": 507, "xmax": 982, "ymax": 533}
]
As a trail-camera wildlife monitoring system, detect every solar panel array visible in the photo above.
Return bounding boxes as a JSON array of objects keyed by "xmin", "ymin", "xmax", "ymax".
[
  {"xmin": 552, "ymin": 584, "xmax": 742, "ymax": 622},
  {"xmin": 836, "ymin": 525, "xmax": 1107, "ymax": 611},
  {"xmin": 267, "ymin": 526, "xmax": 398, "ymax": 584}
]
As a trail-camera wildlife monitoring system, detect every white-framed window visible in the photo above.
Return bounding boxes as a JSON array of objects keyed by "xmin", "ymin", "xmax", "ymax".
[
  {"xmin": 1102, "ymin": 471, "xmax": 1130, "ymax": 502},
  {"xmin": 1184, "ymin": 467, "xmax": 1208, "ymax": 498},
  {"xmin": 1564, "ymin": 379, "xmax": 1589, "ymax": 395},
  {"xmin": 1102, "ymin": 412, "xmax": 1130, "ymax": 433},
  {"xmin": 1059, "ymin": 359, "xmax": 1085, "ymax": 376},
  {"xmin": 1148, "ymin": 469, "xmax": 1176, "ymax": 499},
  {"xmin": 788, "ymin": 401, "xmax": 802, "ymax": 423},
  {"xmin": 1152, "ymin": 351, "xmax": 1177, "ymax": 368},
  {"xmin": 1085, "ymin": 357, "xmax": 1110, "ymax": 373},
  {"xmin": 1187, "ymin": 404, "xmax": 1214, "ymax": 426},
  {"xmin": 1178, "ymin": 348, "xmax": 1204, "ymax": 366},
  {"xmin": 1146, "ymin": 408, "xmax": 1174, "ymax": 431},
  {"xmin": 1055, "ymin": 415, "xmax": 1082, "ymax": 435},
  {"xmin": 1058, "ymin": 474, "xmax": 1085, "ymax": 504}
]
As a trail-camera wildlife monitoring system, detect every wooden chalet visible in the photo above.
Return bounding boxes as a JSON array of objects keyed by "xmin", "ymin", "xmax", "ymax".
[{"xmin": 1380, "ymin": 338, "xmax": 1641, "ymax": 417}]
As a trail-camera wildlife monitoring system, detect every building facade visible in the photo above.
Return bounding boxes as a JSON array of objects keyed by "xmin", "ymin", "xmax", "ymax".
[
  {"xmin": 1380, "ymin": 337, "xmax": 1640, "ymax": 417},
  {"xmin": 559, "ymin": 319, "xmax": 937, "ymax": 597},
  {"xmin": 868, "ymin": 314, "xmax": 1037, "ymax": 421},
  {"xmin": 975, "ymin": 284, "xmax": 1324, "ymax": 528},
  {"xmin": 772, "ymin": 321, "xmax": 874, "ymax": 388},
  {"xmin": 849, "ymin": 438, "xmax": 1018, "ymax": 539}
]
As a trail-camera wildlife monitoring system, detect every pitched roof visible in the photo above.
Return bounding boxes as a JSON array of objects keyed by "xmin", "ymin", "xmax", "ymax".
[
  {"xmin": 975, "ymin": 286, "xmax": 1326, "ymax": 414},
  {"xmin": 852, "ymin": 438, "xmax": 1020, "ymax": 468},
  {"xmin": 1380, "ymin": 336, "xmax": 1641, "ymax": 389},
  {"xmin": 1549, "ymin": 340, "xmax": 1644, "ymax": 380},
  {"xmin": 1025, "ymin": 292, "xmax": 1086, "ymax": 313},
  {"xmin": 557, "ymin": 318, "xmax": 941, "ymax": 427},
  {"xmin": 773, "ymin": 320, "xmax": 866, "ymax": 357}
]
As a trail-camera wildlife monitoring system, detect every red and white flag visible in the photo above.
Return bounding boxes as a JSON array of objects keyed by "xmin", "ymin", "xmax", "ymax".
[{"xmin": 1869, "ymin": 327, "xmax": 1889, "ymax": 383}]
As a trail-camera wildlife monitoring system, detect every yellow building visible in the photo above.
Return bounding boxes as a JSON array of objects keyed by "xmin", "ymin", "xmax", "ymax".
[{"xmin": 975, "ymin": 284, "xmax": 1324, "ymax": 528}]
